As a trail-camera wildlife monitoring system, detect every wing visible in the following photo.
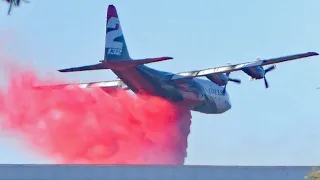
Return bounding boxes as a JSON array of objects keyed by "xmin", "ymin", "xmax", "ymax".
[
  {"xmin": 171, "ymin": 52, "xmax": 319, "ymax": 80},
  {"xmin": 33, "ymin": 79, "xmax": 129, "ymax": 90}
]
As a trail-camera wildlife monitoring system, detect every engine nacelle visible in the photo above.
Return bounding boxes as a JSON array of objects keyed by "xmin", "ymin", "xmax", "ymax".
[
  {"xmin": 245, "ymin": 66, "xmax": 265, "ymax": 79},
  {"xmin": 206, "ymin": 74, "xmax": 229, "ymax": 86},
  {"xmin": 244, "ymin": 64, "xmax": 276, "ymax": 88}
]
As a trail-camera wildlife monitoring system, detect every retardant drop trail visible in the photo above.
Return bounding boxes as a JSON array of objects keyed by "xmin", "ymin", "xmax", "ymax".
[{"xmin": 0, "ymin": 61, "xmax": 192, "ymax": 164}]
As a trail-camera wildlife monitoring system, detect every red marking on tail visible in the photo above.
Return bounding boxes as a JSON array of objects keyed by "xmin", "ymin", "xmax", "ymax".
[{"xmin": 107, "ymin": 5, "xmax": 118, "ymax": 21}]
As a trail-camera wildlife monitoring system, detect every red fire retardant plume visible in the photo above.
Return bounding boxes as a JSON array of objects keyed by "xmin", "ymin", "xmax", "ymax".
[{"xmin": 0, "ymin": 61, "xmax": 192, "ymax": 164}]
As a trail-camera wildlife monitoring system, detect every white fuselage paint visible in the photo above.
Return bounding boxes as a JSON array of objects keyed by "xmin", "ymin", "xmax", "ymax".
[
  {"xmin": 192, "ymin": 78, "xmax": 231, "ymax": 114},
  {"xmin": 137, "ymin": 67, "xmax": 232, "ymax": 114}
]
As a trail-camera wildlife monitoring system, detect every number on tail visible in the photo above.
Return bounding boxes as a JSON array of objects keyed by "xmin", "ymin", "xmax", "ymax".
[{"xmin": 106, "ymin": 17, "xmax": 123, "ymax": 56}]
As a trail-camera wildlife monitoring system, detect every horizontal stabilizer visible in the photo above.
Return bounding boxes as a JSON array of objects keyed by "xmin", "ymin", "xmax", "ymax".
[
  {"xmin": 58, "ymin": 56, "xmax": 172, "ymax": 72},
  {"xmin": 58, "ymin": 63, "xmax": 107, "ymax": 72},
  {"xmin": 102, "ymin": 56, "xmax": 173, "ymax": 69}
]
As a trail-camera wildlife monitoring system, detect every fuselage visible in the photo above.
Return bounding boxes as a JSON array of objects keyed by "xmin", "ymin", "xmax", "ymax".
[{"xmin": 112, "ymin": 65, "xmax": 232, "ymax": 114}]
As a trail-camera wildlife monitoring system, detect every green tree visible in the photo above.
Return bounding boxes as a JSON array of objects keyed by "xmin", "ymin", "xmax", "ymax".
[{"xmin": 305, "ymin": 167, "xmax": 320, "ymax": 180}]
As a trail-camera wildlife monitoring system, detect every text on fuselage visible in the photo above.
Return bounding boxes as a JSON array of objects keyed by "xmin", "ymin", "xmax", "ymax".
[{"xmin": 207, "ymin": 88, "xmax": 224, "ymax": 96}]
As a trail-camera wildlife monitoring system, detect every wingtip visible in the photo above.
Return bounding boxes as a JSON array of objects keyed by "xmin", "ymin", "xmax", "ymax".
[
  {"xmin": 309, "ymin": 52, "xmax": 319, "ymax": 56},
  {"xmin": 58, "ymin": 69, "xmax": 67, "ymax": 72},
  {"xmin": 158, "ymin": 56, "xmax": 173, "ymax": 60}
]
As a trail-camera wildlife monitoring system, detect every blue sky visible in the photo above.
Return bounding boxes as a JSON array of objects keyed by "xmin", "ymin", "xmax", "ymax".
[{"xmin": 0, "ymin": 0, "xmax": 320, "ymax": 165}]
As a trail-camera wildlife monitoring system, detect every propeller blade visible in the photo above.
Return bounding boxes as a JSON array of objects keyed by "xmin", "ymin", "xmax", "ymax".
[
  {"xmin": 222, "ymin": 85, "xmax": 227, "ymax": 94},
  {"xmin": 7, "ymin": 1, "xmax": 13, "ymax": 15},
  {"xmin": 264, "ymin": 77, "xmax": 269, "ymax": 88},
  {"xmin": 265, "ymin": 65, "xmax": 276, "ymax": 73},
  {"xmin": 228, "ymin": 78, "xmax": 241, "ymax": 84}
]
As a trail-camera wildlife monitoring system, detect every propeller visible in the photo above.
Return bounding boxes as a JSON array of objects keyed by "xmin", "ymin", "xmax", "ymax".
[
  {"xmin": 226, "ymin": 72, "xmax": 241, "ymax": 84},
  {"xmin": 253, "ymin": 57, "xmax": 277, "ymax": 88},
  {"xmin": 228, "ymin": 77, "xmax": 241, "ymax": 84},
  {"xmin": 225, "ymin": 63, "xmax": 242, "ymax": 84},
  {"xmin": 263, "ymin": 64, "xmax": 276, "ymax": 88},
  {"xmin": 223, "ymin": 72, "xmax": 241, "ymax": 94}
]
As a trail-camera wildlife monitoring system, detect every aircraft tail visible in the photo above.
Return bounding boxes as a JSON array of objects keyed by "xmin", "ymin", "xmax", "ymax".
[
  {"xmin": 104, "ymin": 4, "xmax": 130, "ymax": 61},
  {"xmin": 58, "ymin": 5, "xmax": 172, "ymax": 73}
]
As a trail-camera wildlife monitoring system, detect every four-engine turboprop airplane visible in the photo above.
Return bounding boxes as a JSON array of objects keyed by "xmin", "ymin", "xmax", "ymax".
[{"xmin": 37, "ymin": 4, "xmax": 319, "ymax": 114}]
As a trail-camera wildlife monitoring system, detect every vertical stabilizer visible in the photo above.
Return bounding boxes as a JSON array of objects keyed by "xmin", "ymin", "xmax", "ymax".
[{"xmin": 104, "ymin": 5, "xmax": 131, "ymax": 61}]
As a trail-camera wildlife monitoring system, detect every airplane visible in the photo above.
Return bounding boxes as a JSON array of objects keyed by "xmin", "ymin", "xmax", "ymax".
[{"xmin": 35, "ymin": 4, "xmax": 319, "ymax": 114}]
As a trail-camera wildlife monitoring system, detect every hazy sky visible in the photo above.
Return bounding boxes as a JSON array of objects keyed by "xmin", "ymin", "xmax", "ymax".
[{"xmin": 0, "ymin": 0, "xmax": 320, "ymax": 165}]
